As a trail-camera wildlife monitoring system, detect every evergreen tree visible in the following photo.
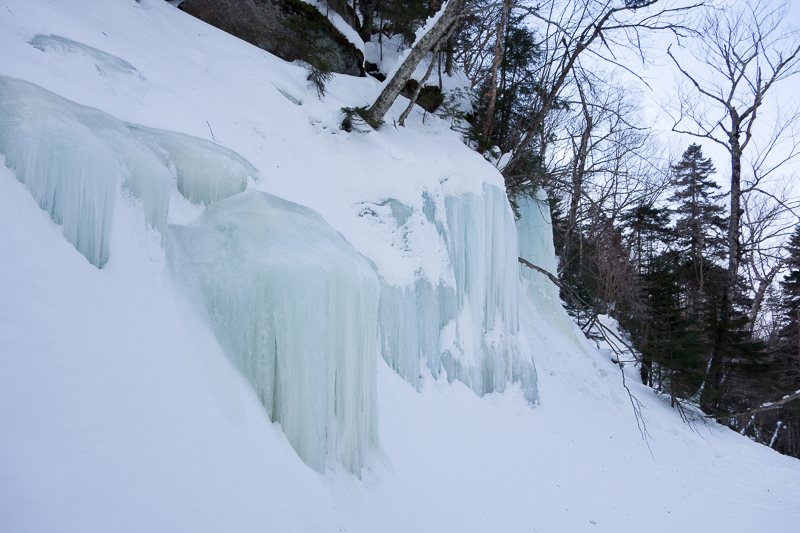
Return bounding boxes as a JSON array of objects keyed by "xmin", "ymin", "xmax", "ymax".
[
  {"xmin": 778, "ymin": 225, "xmax": 800, "ymax": 369},
  {"xmin": 618, "ymin": 203, "xmax": 672, "ymax": 387},
  {"xmin": 778, "ymin": 225, "xmax": 800, "ymax": 404},
  {"xmin": 668, "ymin": 143, "xmax": 726, "ymax": 316},
  {"xmin": 620, "ymin": 202, "xmax": 672, "ymax": 272},
  {"xmin": 637, "ymin": 250, "xmax": 705, "ymax": 402},
  {"xmin": 767, "ymin": 225, "xmax": 800, "ymax": 456},
  {"xmin": 468, "ymin": 16, "xmax": 542, "ymax": 157}
]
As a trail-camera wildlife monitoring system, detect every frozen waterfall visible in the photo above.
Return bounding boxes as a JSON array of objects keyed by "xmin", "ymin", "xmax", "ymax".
[
  {"xmin": 169, "ymin": 191, "xmax": 380, "ymax": 474},
  {"xmin": 377, "ymin": 184, "xmax": 538, "ymax": 403},
  {"xmin": 0, "ymin": 75, "xmax": 381, "ymax": 475},
  {"xmin": 0, "ymin": 73, "xmax": 544, "ymax": 475},
  {"xmin": 0, "ymin": 75, "xmax": 254, "ymax": 267},
  {"xmin": 516, "ymin": 190, "xmax": 560, "ymax": 313}
]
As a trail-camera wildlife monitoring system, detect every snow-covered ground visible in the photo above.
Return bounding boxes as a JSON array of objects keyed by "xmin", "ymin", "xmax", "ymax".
[{"xmin": 1, "ymin": 1, "xmax": 799, "ymax": 532}]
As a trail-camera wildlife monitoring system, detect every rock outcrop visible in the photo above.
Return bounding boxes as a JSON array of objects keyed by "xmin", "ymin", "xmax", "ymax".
[{"xmin": 179, "ymin": 0, "xmax": 364, "ymax": 76}]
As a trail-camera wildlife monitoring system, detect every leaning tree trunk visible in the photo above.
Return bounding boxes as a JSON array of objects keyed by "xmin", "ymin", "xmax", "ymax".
[
  {"xmin": 366, "ymin": 0, "xmax": 464, "ymax": 126},
  {"xmin": 479, "ymin": 0, "xmax": 511, "ymax": 152},
  {"xmin": 398, "ymin": 41, "xmax": 442, "ymax": 126}
]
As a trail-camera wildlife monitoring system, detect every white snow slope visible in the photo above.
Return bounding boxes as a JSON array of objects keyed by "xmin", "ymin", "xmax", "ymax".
[{"xmin": 1, "ymin": 1, "xmax": 799, "ymax": 532}]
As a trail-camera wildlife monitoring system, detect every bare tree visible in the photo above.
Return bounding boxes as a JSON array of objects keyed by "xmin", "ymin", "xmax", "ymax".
[
  {"xmin": 478, "ymin": 0, "xmax": 514, "ymax": 150},
  {"xmin": 500, "ymin": 0, "xmax": 695, "ymax": 189},
  {"xmin": 740, "ymin": 188, "xmax": 798, "ymax": 334},
  {"xmin": 666, "ymin": 0, "xmax": 800, "ymax": 408},
  {"xmin": 455, "ymin": 0, "xmax": 504, "ymax": 88}
]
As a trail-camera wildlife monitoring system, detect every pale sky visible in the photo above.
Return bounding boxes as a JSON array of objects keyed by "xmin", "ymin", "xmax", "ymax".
[{"xmin": 629, "ymin": 0, "xmax": 800, "ymax": 214}]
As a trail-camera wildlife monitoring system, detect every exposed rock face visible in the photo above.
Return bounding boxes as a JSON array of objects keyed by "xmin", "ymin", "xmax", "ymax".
[
  {"xmin": 179, "ymin": 0, "xmax": 364, "ymax": 76},
  {"xmin": 322, "ymin": 0, "xmax": 360, "ymax": 29}
]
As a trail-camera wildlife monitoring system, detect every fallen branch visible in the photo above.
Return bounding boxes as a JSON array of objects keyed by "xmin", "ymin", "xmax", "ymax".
[
  {"xmin": 206, "ymin": 120, "xmax": 220, "ymax": 142},
  {"xmin": 704, "ymin": 391, "xmax": 800, "ymax": 419},
  {"xmin": 519, "ymin": 256, "xmax": 650, "ymax": 448},
  {"xmin": 518, "ymin": 257, "xmax": 638, "ymax": 357}
]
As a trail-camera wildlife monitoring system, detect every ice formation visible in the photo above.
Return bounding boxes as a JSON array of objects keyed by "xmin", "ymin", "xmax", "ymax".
[
  {"xmin": 169, "ymin": 191, "xmax": 380, "ymax": 474},
  {"xmin": 29, "ymin": 34, "xmax": 143, "ymax": 79},
  {"xmin": 515, "ymin": 190, "xmax": 585, "ymax": 349},
  {"xmin": 377, "ymin": 184, "xmax": 538, "ymax": 403},
  {"xmin": 0, "ymin": 60, "xmax": 541, "ymax": 476},
  {"xmin": 139, "ymin": 126, "xmax": 254, "ymax": 206},
  {"xmin": 0, "ymin": 75, "xmax": 255, "ymax": 267},
  {"xmin": 378, "ymin": 278, "xmax": 453, "ymax": 387},
  {"xmin": 516, "ymin": 190, "xmax": 561, "ymax": 312}
]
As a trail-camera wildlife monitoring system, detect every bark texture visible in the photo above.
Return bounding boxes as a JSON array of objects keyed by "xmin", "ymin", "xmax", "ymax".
[{"xmin": 366, "ymin": 0, "xmax": 463, "ymax": 125}]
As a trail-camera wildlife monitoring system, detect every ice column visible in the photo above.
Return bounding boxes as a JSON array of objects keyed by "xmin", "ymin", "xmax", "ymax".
[
  {"xmin": 377, "ymin": 184, "xmax": 537, "ymax": 402},
  {"xmin": 516, "ymin": 190, "xmax": 561, "ymax": 313},
  {"xmin": 442, "ymin": 184, "xmax": 536, "ymax": 401},
  {"xmin": 169, "ymin": 191, "xmax": 380, "ymax": 474}
]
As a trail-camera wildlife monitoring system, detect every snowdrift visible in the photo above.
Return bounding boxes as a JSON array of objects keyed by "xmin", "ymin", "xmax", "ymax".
[{"xmin": 1, "ymin": 1, "xmax": 799, "ymax": 532}]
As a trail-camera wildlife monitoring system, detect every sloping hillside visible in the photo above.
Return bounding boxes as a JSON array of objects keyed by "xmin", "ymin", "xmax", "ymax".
[{"xmin": 1, "ymin": 1, "xmax": 799, "ymax": 532}]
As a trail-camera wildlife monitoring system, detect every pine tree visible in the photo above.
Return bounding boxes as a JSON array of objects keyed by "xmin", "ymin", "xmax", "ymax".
[
  {"xmin": 637, "ymin": 250, "xmax": 705, "ymax": 403},
  {"xmin": 668, "ymin": 143, "xmax": 726, "ymax": 316},
  {"xmin": 620, "ymin": 203, "xmax": 672, "ymax": 273},
  {"xmin": 767, "ymin": 225, "xmax": 800, "ymax": 456},
  {"xmin": 778, "ymin": 225, "xmax": 800, "ymax": 368},
  {"xmin": 778, "ymin": 225, "xmax": 800, "ymax": 404},
  {"xmin": 618, "ymin": 203, "xmax": 672, "ymax": 387}
]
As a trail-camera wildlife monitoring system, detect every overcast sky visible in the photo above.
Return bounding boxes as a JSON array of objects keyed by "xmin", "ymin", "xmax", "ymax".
[{"xmin": 623, "ymin": 0, "xmax": 800, "ymax": 212}]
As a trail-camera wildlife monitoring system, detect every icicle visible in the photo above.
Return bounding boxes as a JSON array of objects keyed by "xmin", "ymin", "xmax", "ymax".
[
  {"xmin": 0, "ymin": 75, "xmax": 255, "ymax": 267},
  {"xmin": 169, "ymin": 191, "xmax": 380, "ymax": 474},
  {"xmin": 377, "ymin": 184, "xmax": 537, "ymax": 402}
]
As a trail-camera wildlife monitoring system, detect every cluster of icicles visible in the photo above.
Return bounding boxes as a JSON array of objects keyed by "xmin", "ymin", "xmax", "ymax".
[{"xmin": 0, "ymin": 70, "xmax": 557, "ymax": 474}]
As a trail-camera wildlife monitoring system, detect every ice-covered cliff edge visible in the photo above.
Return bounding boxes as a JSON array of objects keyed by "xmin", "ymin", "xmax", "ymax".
[
  {"xmin": 0, "ymin": 75, "xmax": 254, "ymax": 267},
  {"xmin": 0, "ymin": 63, "xmax": 536, "ymax": 474},
  {"xmin": 2, "ymin": 1, "xmax": 800, "ymax": 532}
]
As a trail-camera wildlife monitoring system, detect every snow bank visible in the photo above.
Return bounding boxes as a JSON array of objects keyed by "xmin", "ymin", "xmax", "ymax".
[
  {"xmin": 0, "ymin": 75, "xmax": 254, "ymax": 267},
  {"xmin": 169, "ymin": 190, "xmax": 380, "ymax": 473}
]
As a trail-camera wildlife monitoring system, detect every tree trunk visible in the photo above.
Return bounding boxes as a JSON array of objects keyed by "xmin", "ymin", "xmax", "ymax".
[
  {"xmin": 398, "ymin": 40, "xmax": 442, "ymax": 126},
  {"xmin": 703, "ymin": 113, "xmax": 743, "ymax": 411},
  {"xmin": 358, "ymin": 0, "xmax": 374, "ymax": 43},
  {"xmin": 366, "ymin": 0, "xmax": 464, "ymax": 126},
  {"xmin": 478, "ymin": 0, "xmax": 511, "ymax": 152},
  {"xmin": 727, "ymin": 112, "xmax": 743, "ymax": 302},
  {"xmin": 561, "ymin": 81, "xmax": 592, "ymax": 271},
  {"xmin": 748, "ymin": 261, "xmax": 783, "ymax": 333},
  {"xmin": 445, "ymin": 34, "xmax": 455, "ymax": 75}
]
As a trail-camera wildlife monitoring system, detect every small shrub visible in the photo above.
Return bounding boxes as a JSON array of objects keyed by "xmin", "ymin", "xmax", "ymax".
[
  {"xmin": 340, "ymin": 106, "xmax": 383, "ymax": 132},
  {"xmin": 306, "ymin": 61, "xmax": 333, "ymax": 98}
]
